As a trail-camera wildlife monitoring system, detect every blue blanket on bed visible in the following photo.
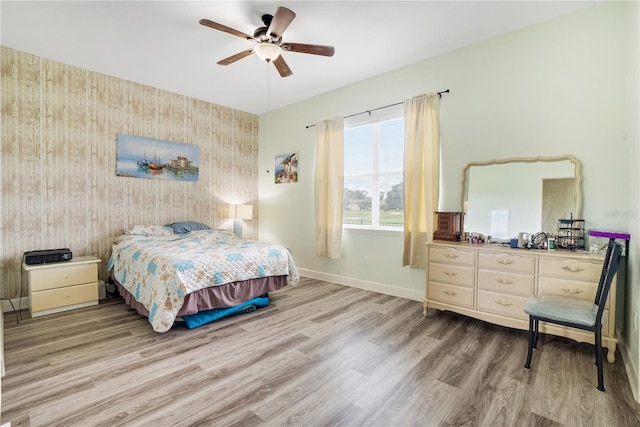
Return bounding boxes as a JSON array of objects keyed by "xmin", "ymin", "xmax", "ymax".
[{"xmin": 182, "ymin": 296, "xmax": 270, "ymax": 329}]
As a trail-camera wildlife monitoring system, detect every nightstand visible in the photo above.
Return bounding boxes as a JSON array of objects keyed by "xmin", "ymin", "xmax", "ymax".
[{"xmin": 23, "ymin": 256, "xmax": 101, "ymax": 318}]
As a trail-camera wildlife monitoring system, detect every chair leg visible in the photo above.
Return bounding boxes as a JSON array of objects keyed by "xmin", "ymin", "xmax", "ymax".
[
  {"xmin": 596, "ymin": 328, "xmax": 605, "ymax": 391},
  {"xmin": 533, "ymin": 318, "xmax": 539, "ymax": 349},
  {"xmin": 525, "ymin": 316, "xmax": 534, "ymax": 369}
]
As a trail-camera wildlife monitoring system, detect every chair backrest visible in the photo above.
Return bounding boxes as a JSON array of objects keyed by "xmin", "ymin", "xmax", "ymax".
[{"xmin": 594, "ymin": 239, "xmax": 623, "ymax": 323}]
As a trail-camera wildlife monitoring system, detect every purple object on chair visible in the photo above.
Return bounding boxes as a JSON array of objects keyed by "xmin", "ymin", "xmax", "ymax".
[{"xmin": 589, "ymin": 230, "xmax": 631, "ymax": 240}]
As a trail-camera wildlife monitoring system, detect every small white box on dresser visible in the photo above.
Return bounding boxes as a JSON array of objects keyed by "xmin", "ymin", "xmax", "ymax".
[{"xmin": 22, "ymin": 256, "xmax": 101, "ymax": 318}]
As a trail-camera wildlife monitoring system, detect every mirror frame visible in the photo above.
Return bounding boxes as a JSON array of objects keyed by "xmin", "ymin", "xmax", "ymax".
[{"xmin": 461, "ymin": 155, "xmax": 583, "ymax": 222}]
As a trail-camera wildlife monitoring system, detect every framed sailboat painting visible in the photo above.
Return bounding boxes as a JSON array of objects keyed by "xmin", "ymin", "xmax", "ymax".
[{"xmin": 116, "ymin": 134, "xmax": 200, "ymax": 181}]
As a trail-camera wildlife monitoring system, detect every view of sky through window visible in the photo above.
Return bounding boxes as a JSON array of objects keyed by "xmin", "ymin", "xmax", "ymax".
[{"xmin": 343, "ymin": 117, "xmax": 404, "ymax": 228}]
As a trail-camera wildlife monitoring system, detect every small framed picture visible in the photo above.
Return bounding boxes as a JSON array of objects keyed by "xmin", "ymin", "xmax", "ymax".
[{"xmin": 275, "ymin": 153, "xmax": 297, "ymax": 184}]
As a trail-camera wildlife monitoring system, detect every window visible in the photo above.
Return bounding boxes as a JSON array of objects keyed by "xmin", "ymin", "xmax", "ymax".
[{"xmin": 343, "ymin": 114, "xmax": 404, "ymax": 229}]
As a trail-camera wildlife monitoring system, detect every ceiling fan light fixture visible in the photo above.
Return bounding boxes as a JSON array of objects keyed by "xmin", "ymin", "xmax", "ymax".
[
  {"xmin": 254, "ymin": 43, "xmax": 282, "ymax": 62},
  {"xmin": 200, "ymin": 7, "xmax": 334, "ymax": 77}
]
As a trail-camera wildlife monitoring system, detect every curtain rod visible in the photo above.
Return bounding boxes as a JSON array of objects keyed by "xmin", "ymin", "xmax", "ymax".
[{"xmin": 305, "ymin": 89, "xmax": 449, "ymax": 129}]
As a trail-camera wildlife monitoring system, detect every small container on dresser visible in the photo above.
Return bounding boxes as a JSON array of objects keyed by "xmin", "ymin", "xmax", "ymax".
[
  {"xmin": 433, "ymin": 212, "xmax": 465, "ymax": 241},
  {"xmin": 556, "ymin": 217, "xmax": 585, "ymax": 250},
  {"xmin": 23, "ymin": 256, "xmax": 101, "ymax": 318}
]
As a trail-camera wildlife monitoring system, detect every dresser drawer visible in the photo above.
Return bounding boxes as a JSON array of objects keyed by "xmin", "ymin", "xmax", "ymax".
[
  {"xmin": 477, "ymin": 269, "xmax": 534, "ymax": 296},
  {"xmin": 538, "ymin": 256, "xmax": 602, "ymax": 281},
  {"xmin": 540, "ymin": 309, "xmax": 611, "ymax": 337},
  {"xmin": 428, "ymin": 282, "xmax": 474, "ymax": 308},
  {"xmin": 31, "ymin": 282, "xmax": 98, "ymax": 312},
  {"xmin": 478, "ymin": 252, "xmax": 535, "ymax": 274},
  {"xmin": 29, "ymin": 263, "xmax": 98, "ymax": 291},
  {"xmin": 537, "ymin": 276, "xmax": 607, "ymax": 306},
  {"xmin": 477, "ymin": 290, "xmax": 529, "ymax": 321},
  {"xmin": 429, "ymin": 246, "xmax": 475, "ymax": 266},
  {"xmin": 601, "ymin": 309, "xmax": 611, "ymax": 336},
  {"xmin": 429, "ymin": 263, "xmax": 474, "ymax": 287}
]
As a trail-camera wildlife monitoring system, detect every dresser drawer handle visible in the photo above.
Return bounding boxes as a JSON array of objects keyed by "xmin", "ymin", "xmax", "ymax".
[
  {"xmin": 562, "ymin": 266, "xmax": 584, "ymax": 273},
  {"xmin": 497, "ymin": 259, "xmax": 514, "ymax": 265},
  {"xmin": 560, "ymin": 287, "xmax": 584, "ymax": 295},
  {"xmin": 496, "ymin": 278, "xmax": 514, "ymax": 285},
  {"xmin": 495, "ymin": 299, "xmax": 513, "ymax": 307},
  {"xmin": 443, "ymin": 271, "xmax": 458, "ymax": 277},
  {"xmin": 444, "ymin": 253, "xmax": 459, "ymax": 259},
  {"xmin": 443, "ymin": 290, "xmax": 458, "ymax": 296}
]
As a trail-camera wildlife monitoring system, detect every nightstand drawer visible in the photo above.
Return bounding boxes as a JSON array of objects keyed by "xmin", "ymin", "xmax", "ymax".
[
  {"xmin": 29, "ymin": 263, "xmax": 97, "ymax": 291},
  {"xmin": 31, "ymin": 282, "xmax": 98, "ymax": 312}
]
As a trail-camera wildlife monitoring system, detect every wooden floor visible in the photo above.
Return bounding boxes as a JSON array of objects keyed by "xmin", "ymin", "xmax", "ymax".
[{"xmin": 2, "ymin": 277, "xmax": 640, "ymax": 426}]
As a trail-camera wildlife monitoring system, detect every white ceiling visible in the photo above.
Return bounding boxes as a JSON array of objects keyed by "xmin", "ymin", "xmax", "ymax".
[{"xmin": 1, "ymin": 1, "xmax": 599, "ymax": 115}]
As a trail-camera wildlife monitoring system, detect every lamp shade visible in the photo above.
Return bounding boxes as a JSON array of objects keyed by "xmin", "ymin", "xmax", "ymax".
[
  {"xmin": 229, "ymin": 204, "xmax": 253, "ymax": 220},
  {"xmin": 236, "ymin": 204, "xmax": 253, "ymax": 220},
  {"xmin": 253, "ymin": 43, "xmax": 282, "ymax": 63}
]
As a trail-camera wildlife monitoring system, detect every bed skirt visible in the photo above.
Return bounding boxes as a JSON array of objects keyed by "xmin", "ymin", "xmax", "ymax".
[{"xmin": 114, "ymin": 275, "xmax": 289, "ymax": 317}]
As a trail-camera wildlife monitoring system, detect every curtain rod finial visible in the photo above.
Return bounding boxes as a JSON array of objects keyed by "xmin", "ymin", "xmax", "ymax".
[{"xmin": 438, "ymin": 89, "xmax": 450, "ymax": 99}]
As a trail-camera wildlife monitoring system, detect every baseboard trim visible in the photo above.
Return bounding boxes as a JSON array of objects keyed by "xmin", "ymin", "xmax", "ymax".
[
  {"xmin": 297, "ymin": 268, "xmax": 424, "ymax": 302},
  {"xmin": 617, "ymin": 327, "xmax": 639, "ymax": 402},
  {"xmin": 1, "ymin": 297, "xmax": 29, "ymax": 316}
]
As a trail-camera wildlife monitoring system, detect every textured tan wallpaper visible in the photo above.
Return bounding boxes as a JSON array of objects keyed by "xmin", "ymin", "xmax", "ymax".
[{"xmin": 0, "ymin": 47, "xmax": 258, "ymax": 299}]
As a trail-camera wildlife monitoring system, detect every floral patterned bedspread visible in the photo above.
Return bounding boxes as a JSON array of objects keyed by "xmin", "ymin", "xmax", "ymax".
[{"xmin": 107, "ymin": 229, "xmax": 299, "ymax": 332}]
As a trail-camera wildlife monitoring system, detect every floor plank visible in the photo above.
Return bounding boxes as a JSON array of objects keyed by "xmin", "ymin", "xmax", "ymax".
[{"xmin": 2, "ymin": 277, "xmax": 640, "ymax": 426}]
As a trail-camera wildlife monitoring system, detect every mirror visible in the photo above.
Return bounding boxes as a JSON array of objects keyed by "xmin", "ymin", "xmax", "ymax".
[{"xmin": 462, "ymin": 156, "xmax": 582, "ymax": 238}]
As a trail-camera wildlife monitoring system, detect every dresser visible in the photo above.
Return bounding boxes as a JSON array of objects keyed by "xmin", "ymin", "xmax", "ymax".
[
  {"xmin": 23, "ymin": 256, "xmax": 101, "ymax": 318},
  {"xmin": 424, "ymin": 242, "xmax": 618, "ymax": 362}
]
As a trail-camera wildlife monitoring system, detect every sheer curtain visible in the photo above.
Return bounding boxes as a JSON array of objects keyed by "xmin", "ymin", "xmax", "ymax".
[
  {"xmin": 403, "ymin": 94, "xmax": 440, "ymax": 267},
  {"xmin": 314, "ymin": 117, "xmax": 344, "ymax": 259}
]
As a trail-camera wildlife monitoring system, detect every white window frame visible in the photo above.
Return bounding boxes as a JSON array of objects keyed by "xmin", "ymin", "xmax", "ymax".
[{"xmin": 343, "ymin": 105, "xmax": 404, "ymax": 231}]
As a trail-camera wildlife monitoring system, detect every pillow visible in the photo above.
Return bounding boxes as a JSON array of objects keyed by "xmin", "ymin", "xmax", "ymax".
[
  {"xmin": 125, "ymin": 225, "xmax": 174, "ymax": 237},
  {"xmin": 166, "ymin": 221, "xmax": 211, "ymax": 234}
]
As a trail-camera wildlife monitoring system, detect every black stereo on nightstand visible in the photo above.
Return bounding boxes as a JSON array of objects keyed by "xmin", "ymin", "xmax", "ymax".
[{"xmin": 24, "ymin": 248, "xmax": 73, "ymax": 265}]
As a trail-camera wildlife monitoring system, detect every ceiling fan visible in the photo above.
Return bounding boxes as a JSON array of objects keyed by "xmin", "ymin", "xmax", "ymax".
[{"xmin": 199, "ymin": 6, "xmax": 335, "ymax": 77}]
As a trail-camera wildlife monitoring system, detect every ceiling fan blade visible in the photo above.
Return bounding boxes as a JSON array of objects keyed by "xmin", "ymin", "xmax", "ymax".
[
  {"xmin": 199, "ymin": 19, "xmax": 253, "ymax": 40},
  {"xmin": 267, "ymin": 7, "xmax": 296, "ymax": 39},
  {"xmin": 273, "ymin": 56, "xmax": 293, "ymax": 78},
  {"xmin": 217, "ymin": 49, "xmax": 254, "ymax": 66},
  {"xmin": 281, "ymin": 42, "xmax": 335, "ymax": 57}
]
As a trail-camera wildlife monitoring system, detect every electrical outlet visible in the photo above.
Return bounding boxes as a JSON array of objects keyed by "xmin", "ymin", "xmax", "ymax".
[
  {"xmin": 633, "ymin": 311, "xmax": 638, "ymax": 332},
  {"xmin": 363, "ymin": 256, "xmax": 369, "ymax": 266}
]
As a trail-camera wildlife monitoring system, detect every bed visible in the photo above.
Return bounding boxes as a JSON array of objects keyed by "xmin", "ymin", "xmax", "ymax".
[{"xmin": 107, "ymin": 224, "xmax": 299, "ymax": 332}]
